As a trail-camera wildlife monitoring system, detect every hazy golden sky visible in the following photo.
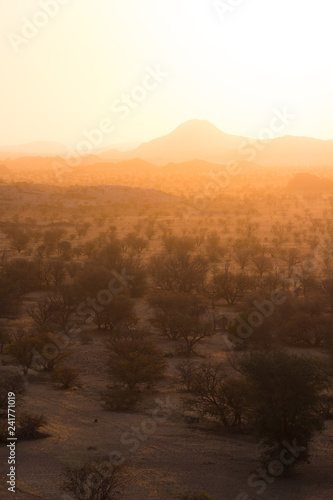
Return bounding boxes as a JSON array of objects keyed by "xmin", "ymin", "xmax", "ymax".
[{"xmin": 1, "ymin": 0, "xmax": 333, "ymax": 148}]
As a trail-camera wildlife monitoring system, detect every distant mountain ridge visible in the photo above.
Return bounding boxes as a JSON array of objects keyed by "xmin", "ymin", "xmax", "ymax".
[
  {"xmin": 0, "ymin": 141, "xmax": 68, "ymax": 158},
  {"xmin": 97, "ymin": 120, "xmax": 333, "ymax": 167},
  {"xmin": 2, "ymin": 120, "xmax": 333, "ymax": 167},
  {"xmin": 100, "ymin": 120, "xmax": 247, "ymax": 163}
]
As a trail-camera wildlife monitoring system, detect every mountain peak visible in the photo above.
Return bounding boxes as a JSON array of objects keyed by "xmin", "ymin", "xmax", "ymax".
[
  {"xmin": 100, "ymin": 120, "xmax": 333, "ymax": 167},
  {"xmin": 171, "ymin": 119, "xmax": 229, "ymax": 138},
  {"xmin": 174, "ymin": 119, "xmax": 220, "ymax": 130}
]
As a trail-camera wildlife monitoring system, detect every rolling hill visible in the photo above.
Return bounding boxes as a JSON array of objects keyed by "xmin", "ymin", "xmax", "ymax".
[{"xmin": 2, "ymin": 120, "xmax": 333, "ymax": 169}]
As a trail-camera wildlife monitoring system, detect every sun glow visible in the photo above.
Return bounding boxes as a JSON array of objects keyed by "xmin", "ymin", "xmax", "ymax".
[{"xmin": 1, "ymin": 0, "xmax": 333, "ymax": 146}]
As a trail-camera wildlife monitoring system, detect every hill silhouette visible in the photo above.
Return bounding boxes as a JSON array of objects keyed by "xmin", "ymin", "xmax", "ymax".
[
  {"xmin": 113, "ymin": 120, "xmax": 247, "ymax": 164},
  {"xmin": 2, "ymin": 120, "xmax": 333, "ymax": 168},
  {"xmin": 99, "ymin": 120, "xmax": 333, "ymax": 166},
  {"xmin": 0, "ymin": 141, "xmax": 68, "ymax": 159},
  {"xmin": 287, "ymin": 172, "xmax": 333, "ymax": 192}
]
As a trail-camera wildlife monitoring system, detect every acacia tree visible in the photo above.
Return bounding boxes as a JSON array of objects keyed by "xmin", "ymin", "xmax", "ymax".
[
  {"xmin": 4, "ymin": 330, "xmax": 44, "ymax": 375},
  {"xmin": 98, "ymin": 240, "xmax": 124, "ymax": 270},
  {"xmin": 92, "ymin": 294, "xmax": 137, "ymax": 331},
  {"xmin": 0, "ymin": 373, "xmax": 25, "ymax": 413},
  {"xmin": 25, "ymin": 328, "xmax": 71, "ymax": 372},
  {"xmin": 43, "ymin": 228, "xmax": 66, "ymax": 256},
  {"xmin": 52, "ymin": 366, "xmax": 79, "ymax": 389},
  {"xmin": 148, "ymin": 291, "xmax": 206, "ymax": 341},
  {"xmin": 26, "ymin": 286, "xmax": 78, "ymax": 333},
  {"xmin": 185, "ymin": 363, "xmax": 249, "ymax": 429},
  {"xmin": 148, "ymin": 292, "xmax": 213, "ymax": 355},
  {"xmin": 123, "ymin": 231, "xmax": 148, "ymax": 255},
  {"xmin": 40, "ymin": 260, "xmax": 67, "ymax": 288},
  {"xmin": 280, "ymin": 247, "xmax": 302, "ymax": 275},
  {"xmin": 234, "ymin": 248, "xmax": 253, "ymax": 270},
  {"xmin": 239, "ymin": 350, "xmax": 330, "ymax": 471},
  {"xmin": 252, "ymin": 255, "xmax": 271, "ymax": 278},
  {"xmin": 105, "ymin": 331, "xmax": 166, "ymax": 391},
  {"xmin": 150, "ymin": 252, "xmax": 208, "ymax": 293},
  {"xmin": 50, "ymin": 285, "xmax": 79, "ymax": 330},
  {"xmin": 61, "ymin": 457, "xmax": 122, "ymax": 500},
  {"xmin": 9, "ymin": 228, "xmax": 31, "ymax": 253},
  {"xmin": 210, "ymin": 271, "xmax": 255, "ymax": 305},
  {"xmin": 180, "ymin": 319, "xmax": 214, "ymax": 357},
  {"xmin": 27, "ymin": 298, "xmax": 55, "ymax": 333},
  {"xmin": 277, "ymin": 313, "xmax": 331, "ymax": 347}
]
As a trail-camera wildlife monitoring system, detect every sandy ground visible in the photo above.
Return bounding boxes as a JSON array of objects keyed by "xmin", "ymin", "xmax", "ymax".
[
  {"xmin": 0, "ymin": 325, "xmax": 333, "ymax": 500},
  {"xmin": 1, "ymin": 188, "xmax": 333, "ymax": 498}
]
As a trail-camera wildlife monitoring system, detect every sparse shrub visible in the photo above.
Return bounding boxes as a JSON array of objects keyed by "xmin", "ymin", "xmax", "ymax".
[
  {"xmin": 105, "ymin": 331, "xmax": 166, "ymax": 390},
  {"xmin": 123, "ymin": 231, "xmax": 148, "ymax": 254},
  {"xmin": 33, "ymin": 334, "xmax": 70, "ymax": 372},
  {"xmin": 0, "ymin": 372, "xmax": 25, "ymax": 414},
  {"xmin": 176, "ymin": 361, "xmax": 196, "ymax": 391},
  {"xmin": 101, "ymin": 386, "xmax": 141, "ymax": 412},
  {"xmin": 149, "ymin": 292, "xmax": 213, "ymax": 356},
  {"xmin": 94, "ymin": 295, "xmax": 137, "ymax": 331},
  {"xmin": 52, "ymin": 367, "xmax": 79, "ymax": 389},
  {"xmin": 178, "ymin": 493, "xmax": 219, "ymax": 500},
  {"xmin": 9, "ymin": 227, "xmax": 31, "ymax": 253},
  {"xmin": 16, "ymin": 413, "xmax": 48, "ymax": 440},
  {"xmin": 239, "ymin": 350, "xmax": 330, "ymax": 472},
  {"xmin": 210, "ymin": 271, "xmax": 255, "ymax": 305},
  {"xmin": 149, "ymin": 291, "xmax": 206, "ymax": 341},
  {"xmin": 185, "ymin": 363, "xmax": 248, "ymax": 430},
  {"xmin": 150, "ymin": 253, "xmax": 208, "ymax": 293},
  {"xmin": 26, "ymin": 297, "xmax": 55, "ymax": 333},
  {"xmin": 61, "ymin": 456, "xmax": 122, "ymax": 499},
  {"xmin": 4, "ymin": 330, "xmax": 44, "ymax": 375}
]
